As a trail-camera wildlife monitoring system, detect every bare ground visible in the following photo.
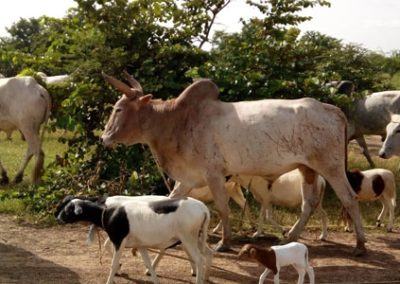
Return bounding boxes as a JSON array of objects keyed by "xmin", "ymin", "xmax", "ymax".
[
  {"xmin": 0, "ymin": 213, "xmax": 399, "ymax": 284},
  {"xmin": 1, "ymin": 136, "xmax": 400, "ymax": 284}
]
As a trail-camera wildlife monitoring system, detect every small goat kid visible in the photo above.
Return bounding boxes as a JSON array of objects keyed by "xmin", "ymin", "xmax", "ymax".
[
  {"xmin": 344, "ymin": 168, "xmax": 397, "ymax": 232},
  {"xmin": 238, "ymin": 242, "xmax": 314, "ymax": 284},
  {"xmin": 56, "ymin": 196, "xmax": 211, "ymax": 284}
]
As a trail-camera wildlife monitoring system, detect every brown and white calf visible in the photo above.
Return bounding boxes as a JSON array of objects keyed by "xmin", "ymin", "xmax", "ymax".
[
  {"xmin": 344, "ymin": 168, "xmax": 397, "ymax": 232},
  {"xmin": 101, "ymin": 71, "xmax": 366, "ymax": 255},
  {"xmin": 238, "ymin": 242, "xmax": 314, "ymax": 284}
]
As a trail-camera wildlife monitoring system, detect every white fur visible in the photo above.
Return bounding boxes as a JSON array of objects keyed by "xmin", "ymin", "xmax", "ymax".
[
  {"xmin": 0, "ymin": 76, "xmax": 51, "ymax": 183},
  {"xmin": 93, "ymin": 196, "xmax": 212, "ymax": 284},
  {"xmin": 262, "ymin": 242, "xmax": 314, "ymax": 284},
  {"xmin": 186, "ymin": 181, "xmax": 253, "ymax": 232},
  {"xmin": 232, "ymin": 169, "xmax": 328, "ymax": 240},
  {"xmin": 344, "ymin": 169, "xmax": 396, "ymax": 232}
]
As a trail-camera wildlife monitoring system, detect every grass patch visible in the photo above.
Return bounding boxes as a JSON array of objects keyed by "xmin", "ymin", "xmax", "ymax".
[
  {"xmin": 0, "ymin": 198, "xmax": 26, "ymax": 214},
  {"xmin": 0, "ymin": 131, "xmax": 399, "ymax": 231}
]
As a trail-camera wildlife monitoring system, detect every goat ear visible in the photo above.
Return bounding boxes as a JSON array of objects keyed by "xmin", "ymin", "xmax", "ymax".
[{"xmin": 74, "ymin": 203, "xmax": 83, "ymax": 215}]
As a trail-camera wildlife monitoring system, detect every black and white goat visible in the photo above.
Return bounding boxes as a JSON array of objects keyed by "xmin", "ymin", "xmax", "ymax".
[
  {"xmin": 99, "ymin": 195, "xmax": 212, "ymax": 276},
  {"xmin": 344, "ymin": 168, "xmax": 397, "ymax": 232},
  {"xmin": 55, "ymin": 196, "xmax": 212, "ymax": 284},
  {"xmin": 238, "ymin": 242, "xmax": 314, "ymax": 284},
  {"xmin": 150, "ymin": 180, "xmax": 253, "ymax": 233}
]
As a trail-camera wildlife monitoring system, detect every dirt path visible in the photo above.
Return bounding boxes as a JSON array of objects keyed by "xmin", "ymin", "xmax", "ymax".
[{"xmin": 0, "ymin": 214, "xmax": 399, "ymax": 284}]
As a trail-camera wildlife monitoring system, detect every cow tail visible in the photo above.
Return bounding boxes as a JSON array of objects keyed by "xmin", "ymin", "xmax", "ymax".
[{"xmin": 39, "ymin": 87, "xmax": 52, "ymax": 142}]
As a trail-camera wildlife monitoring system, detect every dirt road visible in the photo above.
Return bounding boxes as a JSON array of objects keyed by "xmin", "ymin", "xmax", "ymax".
[{"xmin": 0, "ymin": 214, "xmax": 399, "ymax": 284}]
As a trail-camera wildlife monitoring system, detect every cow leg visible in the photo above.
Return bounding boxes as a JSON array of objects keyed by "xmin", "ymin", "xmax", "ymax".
[
  {"xmin": 229, "ymin": 183, "xmax": 253, "ymax": 227},
  {"xmin": 315, "ymin": 205, "xmax": 329, "ymax": 240},
  {"xmin": 327, "ymin": 177, "xmax": 367, "ymax": 256},
  {"xmin": 0, "ymin": 160, "xmax": 9, "ymax": 184},
  {"xmin": 265, "ymin": 204, "xmax": 286, "ymax": 234},
  {"xmin": 169, "ymin": 182, "xmax": 193, "ymax": 198},
  {"xmin": 207, "ymin": 174, "xmax": 231, "ymax": 252},
  {"xmin": 355, "ymin": 137, "xmax": 375, "ymax": 168},
  {"xmin": 286, "ymin": 167, "xmax": 319, "ymax": 242},
  {"xmin": 252, "ymin": 204, "xmax": 267, "ymax": 238},
  {"xmin": 14, "ymin": 127, "xmax": 44, "ymax": 184}
]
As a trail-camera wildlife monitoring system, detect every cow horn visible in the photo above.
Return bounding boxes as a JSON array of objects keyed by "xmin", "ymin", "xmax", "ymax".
[
  {"xmin": 123, "ymin": 70, "xmax": 143, "ymax": 92},
  {"xmin": 102, "ymin": 72, "xmax": 138, "ymax": 98}
]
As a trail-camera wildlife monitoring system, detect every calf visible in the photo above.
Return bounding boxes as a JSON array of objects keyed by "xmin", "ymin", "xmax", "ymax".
[
  {"xmin": 232, "ymin": 169, "xmax": 328, "ymax": 240},
  {"xmin": 344, "ymin": 169, "xmax": 397, "ymax": 232},
  {"xmin": 55, "ymin": 196, "xmax": 212, "ymax": 284},
  {"xmin": 238, "ymin": 242, "xmax": 314, "ymax": 284}
]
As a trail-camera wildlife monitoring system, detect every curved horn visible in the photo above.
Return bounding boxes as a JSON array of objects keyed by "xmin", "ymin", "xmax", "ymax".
[
  {"xmin": 123, "ymin": 70, "xmax": 143, "ymax": 92},
  {"xmin": 102, "ymin": 72, "xmax": 139, "ymax": 98}
]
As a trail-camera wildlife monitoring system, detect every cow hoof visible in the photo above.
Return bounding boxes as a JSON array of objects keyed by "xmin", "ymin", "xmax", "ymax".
[
  {"xmin": 353, "ymin": 244, "xmax": 367, "ymax": 257},
  {"xmin": 14, "ymin": 174, "xmax": 23, "ymax": 184},
  {"xmin": 214, "ymin": 242, "xmax": 231, "ymax": 252}
]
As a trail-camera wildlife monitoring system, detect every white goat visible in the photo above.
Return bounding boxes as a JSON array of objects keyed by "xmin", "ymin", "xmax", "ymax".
[
  {"xmin": 238, "ymin": 242, "xmax": 314, "ymax": 284},
  {"xmin": 232, "ymin": 169, "xmax": 328, "ymax": 240},
  {"xmin": 344, "ymin": 168, "xmax": 397, "ymax": 232},
  {"xmin": 55, "ymin": 196, "xmax": 212, "ymax": 284}
]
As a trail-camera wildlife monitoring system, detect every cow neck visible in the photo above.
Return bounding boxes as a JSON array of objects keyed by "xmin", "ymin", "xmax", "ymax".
[{"xmin": 143, "ymin": 100, "xmax": 182, "ymax": 155}]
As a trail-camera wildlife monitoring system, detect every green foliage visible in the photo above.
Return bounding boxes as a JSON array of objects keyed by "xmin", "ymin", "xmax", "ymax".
[{"xmin": 0, "ymin": 0, "xmax": 400, "ymax": 220}]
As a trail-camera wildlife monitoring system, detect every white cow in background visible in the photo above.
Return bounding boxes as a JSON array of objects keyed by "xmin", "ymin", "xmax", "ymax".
[
  {"xmin": 379, "ymin": 113, "xmax": 400, "ymax": 158},
  {"xmin": 346, "ymin": 90, "xmax": 400, "ymax": 167},
  {"xmin": 101, "ymin": 71, "xmax": 367, "ymax": 256},
  {"xmin": 37, "ymin": 72, "xmax": 70, "ymax": 84},
  {"xmin": 0, "ymin": 76, "xmax": 51, "ymax": 184}
]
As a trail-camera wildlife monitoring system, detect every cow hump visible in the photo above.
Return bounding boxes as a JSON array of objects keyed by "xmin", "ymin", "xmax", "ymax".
[{"xmin": 176, "ymin": 79, "xmax": 219, "ymax": 106}]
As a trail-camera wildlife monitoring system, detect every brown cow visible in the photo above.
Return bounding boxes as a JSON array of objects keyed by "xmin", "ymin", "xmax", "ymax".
[{"xmin": 101, "ymin": 72, "xmax": 367, "ymax": 256}]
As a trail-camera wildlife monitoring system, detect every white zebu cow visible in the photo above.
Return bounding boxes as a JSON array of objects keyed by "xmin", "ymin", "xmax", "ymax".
[
  {"xmin": 37, "ymin": 72, "xmax": 70, "ymax": 84},
  {"xmin": 101, "ymin": 72, "xmax": 366, "ymax": 255},
  {"xmin": 0, "ymin": 76, "xmax": 51, "ymax": 183},
  {"xmin": 379, "ymin": 113, "xmax": 400, "ymax": 158},
  {"xmin": 347, "ymin": 90, "xmax": 400, "ymax": 167},
  {"xmin": 232, "ymin": 170, "xmax": 328, "ymax": 240}
]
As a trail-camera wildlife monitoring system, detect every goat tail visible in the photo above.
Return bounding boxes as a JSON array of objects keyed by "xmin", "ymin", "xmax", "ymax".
[{"xmin": 199, "ymin": 211, "xmax": 210, "ymax": 255}]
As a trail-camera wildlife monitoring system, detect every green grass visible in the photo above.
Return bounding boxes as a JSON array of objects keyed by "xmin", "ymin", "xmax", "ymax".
[
  {"xmin": 0, "ymin": 130, "xmax": 399, "ymax": 231},
  {"xmin": 0, "ymin": 129, "xmax": 68, "ymax": 218}
]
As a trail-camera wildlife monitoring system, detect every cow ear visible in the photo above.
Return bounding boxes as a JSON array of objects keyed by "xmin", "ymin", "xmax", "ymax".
[
  {"xmin": 74, "ymin": 203, "xmax": 83, "ymax": 215},
  {"xmin": 139, "ymin": 94, "xmax": 153, "ymax": 105}
]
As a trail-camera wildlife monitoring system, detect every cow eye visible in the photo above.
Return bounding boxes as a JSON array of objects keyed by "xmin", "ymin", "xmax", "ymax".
[
  {"xmin": 396, "ymin": 128, "xmax": 400, "ymax": 133},
  {"xmin": 115, "ymin": 108, "xmax": 122, "ymax": 113}
]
